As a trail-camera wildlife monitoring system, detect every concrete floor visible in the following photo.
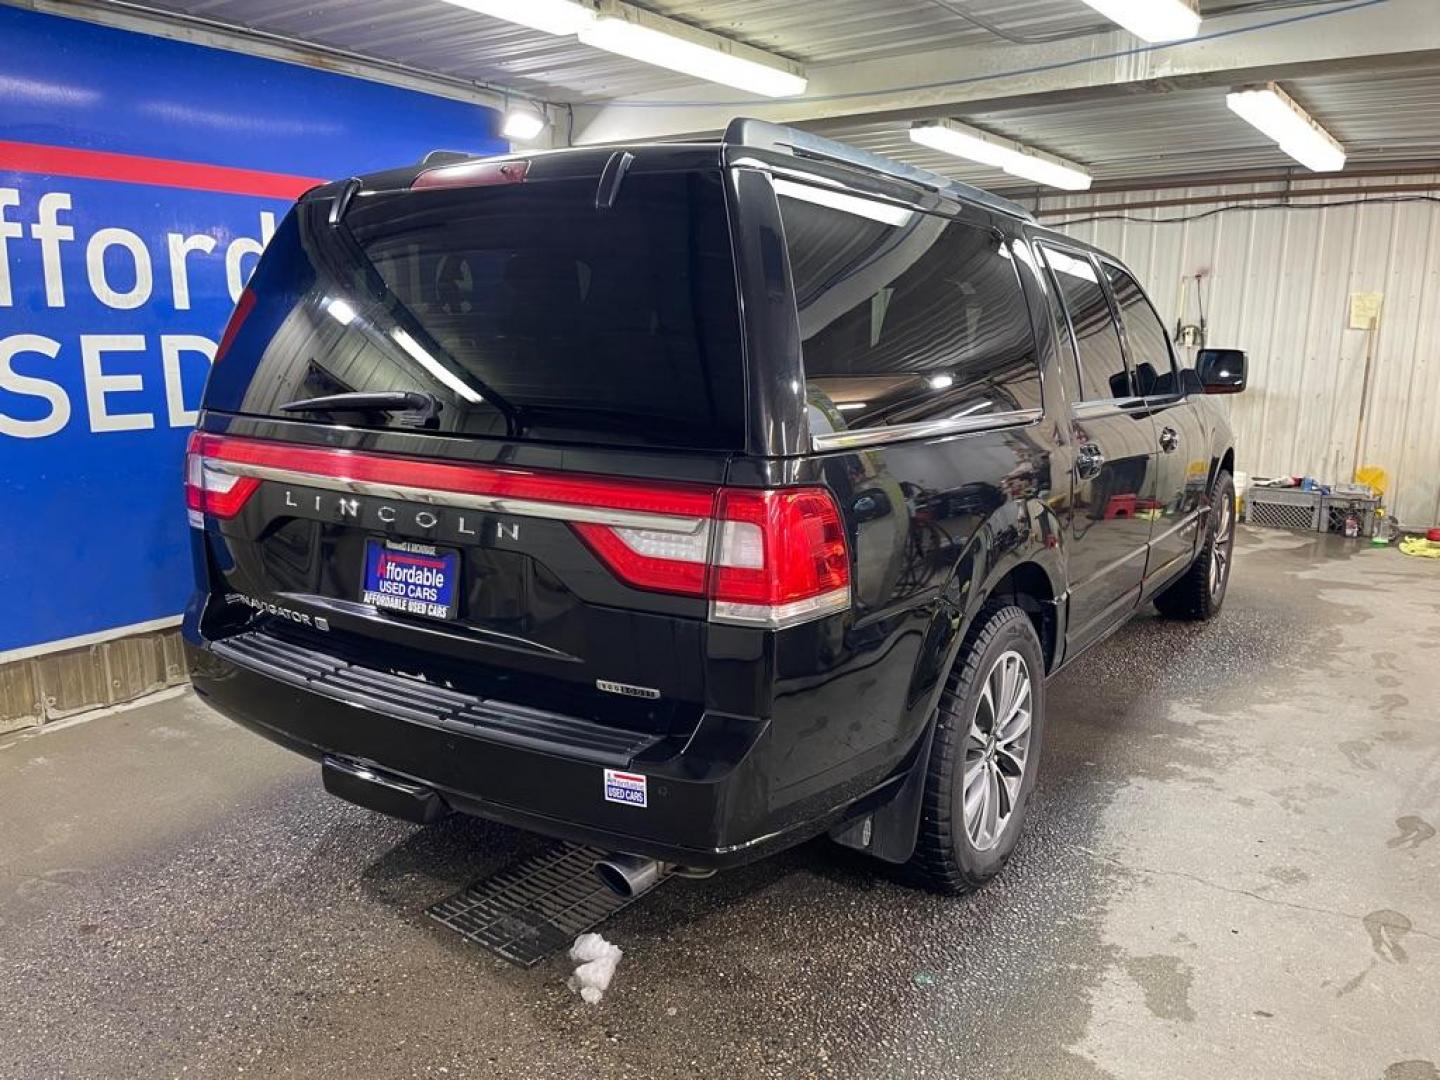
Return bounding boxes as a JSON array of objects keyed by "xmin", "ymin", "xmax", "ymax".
[{"xmin": 2, "ymin": 526, "xmax": 1437, "ymax": 1079}]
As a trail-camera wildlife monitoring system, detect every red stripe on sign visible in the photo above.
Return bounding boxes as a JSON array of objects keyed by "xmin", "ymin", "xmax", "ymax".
[
  {"xmin": 0, "ymin": 140, "xmax": 326, "ymax": 199},
  {"xmin": 609, "ymin": 773, "xmax": 646, "ymax": 783}
]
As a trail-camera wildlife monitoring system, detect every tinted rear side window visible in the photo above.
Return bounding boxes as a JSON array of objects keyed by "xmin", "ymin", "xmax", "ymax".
[
  {"xmin": 203, "ymin": 170, "xmax": 746, "ymax": 450},
  {"xmin": 776, "ymin": 188, "xmax": 1041, "ymax": 436},
  {"xmin": 1103, "ymin": 262, "xmax": 1177, "ymax": 396},
  {"xmin": 1039, "ymin": 245, "xmax": 1130, "ymax": 401}
]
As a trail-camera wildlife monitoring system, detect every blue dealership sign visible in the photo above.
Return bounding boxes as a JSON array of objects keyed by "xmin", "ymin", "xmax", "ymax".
[{"xmin": 0, "ymin": 7, "xmax": 503, "ymax": 655}]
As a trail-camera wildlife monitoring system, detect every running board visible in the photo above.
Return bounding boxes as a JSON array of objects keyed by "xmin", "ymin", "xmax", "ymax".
[{"xmin": 427, "ymin": 842, "xmax": 666, "ymax": 967}]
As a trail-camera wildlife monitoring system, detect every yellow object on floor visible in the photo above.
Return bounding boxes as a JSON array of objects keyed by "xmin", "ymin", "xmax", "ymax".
[
  {"xmin": 1398, "ymin": 536, "xmax": 1440, "ymax": 559},
  {"xmin": 1355, "ymin": 466, "xmax": 1389, "ymax": 497}
]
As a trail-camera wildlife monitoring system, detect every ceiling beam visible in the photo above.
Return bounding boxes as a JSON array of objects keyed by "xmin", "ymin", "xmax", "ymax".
[
  {"xmin": 572, "ymin": 0, "xmax": 1440, "ymax": 145},
  {"xmin": 15, "ymin": 0, "xmax": 530, "ymax": 112}
]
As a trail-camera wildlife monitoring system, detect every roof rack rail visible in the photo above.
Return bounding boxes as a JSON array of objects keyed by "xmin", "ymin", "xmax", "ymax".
[{"xmin": 722, "ymin": 117, "xmax": 1035, "ymax": 223}]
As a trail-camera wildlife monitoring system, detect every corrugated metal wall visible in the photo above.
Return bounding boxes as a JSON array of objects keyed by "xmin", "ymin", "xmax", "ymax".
[{"xmin": 1041, "ymin": 175, "xmax": 1440, "ymax": 528}]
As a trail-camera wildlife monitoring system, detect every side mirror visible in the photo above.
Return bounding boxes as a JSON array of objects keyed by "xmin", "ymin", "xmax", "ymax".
[{"xmin": 1196, "ymin": 348, "xmax": 1247, "ymax": 394}]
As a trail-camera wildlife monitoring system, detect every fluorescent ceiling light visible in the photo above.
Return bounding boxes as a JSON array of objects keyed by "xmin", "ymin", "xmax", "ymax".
[
  {"xmin": 909, "ymin": 119, "xmax": 1092, "ymax": 192},
  {"xmin": 325, "ymin": 298, "xmax": 356, "ymax": 326},
  {"xmin": 439, "ymin": 0, "xmax": 806, "ymax": 98},
  {"xmin": 501, "ymin": 105, "xmax": 547, "ymax": 142},
  {"xmin": 910, "ymin": 121, "xmax": 1013, "ymax": 168},
  {"xmin": 1078, "ymin": 0, "xmax": 1201, "ymax": 42},
  {"xmin": 836, "ymin": 402, "xmax": 868, "ymax": 412},
  {"xmin": 772, "ymin": 177, "xmax": 912, "ymax": 227},
  {"xmin": 436, "ymin": 0, "xmax": 595, "ymax": 36},
  {"xmin": 1001, "ymin": 153, "xmax": 1092, "ymax": 192},
  {"xmin": 391, "ymin": 328, "xmax": 483, "ymax": 403},
  {"xmin": 1226, "ymin": 83, "xmax": 1346, "ymax": 172},
  {"xmin": 579, "ymin": 5, "xmax": 806, "ymax": 98},
  {"xmin": 1277, "ymin": 136, "xmax": 1345, "ymax": 173}
]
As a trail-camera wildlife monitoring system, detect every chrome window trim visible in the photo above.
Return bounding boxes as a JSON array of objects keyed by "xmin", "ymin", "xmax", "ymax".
[
  {"xmin": 1142, "ymin": 392, "xmax": 1187, "ymax": 407},
  {"xmin": 206, "ymin": 461, "xmax": 707, "ymax": 534},
  {"xmin": 1070, "ymin": 397, "xmax": 1150, "ymax": 419},
  {"xmin": 730, "ymin": 157, "xmax": 930, "ymax": 219},
  {"xmin": 809, "ymin": 407, "xmax": 1044, "ymax": 452}
]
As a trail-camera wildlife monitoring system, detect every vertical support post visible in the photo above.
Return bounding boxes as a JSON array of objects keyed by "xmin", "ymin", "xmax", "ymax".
[{"xmin": 1351, "ymin": 315, "xmax": 1379, "ymax": 481}]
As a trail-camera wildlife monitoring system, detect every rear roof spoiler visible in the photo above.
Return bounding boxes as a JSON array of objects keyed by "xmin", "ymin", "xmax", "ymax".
[
  {"xmin": 419, "ymin": 149, "xmax": 478, "ymax": 167},
  {"xmin": 722, "ymin": 117, "xmax": 1035, "ymax": 223}
]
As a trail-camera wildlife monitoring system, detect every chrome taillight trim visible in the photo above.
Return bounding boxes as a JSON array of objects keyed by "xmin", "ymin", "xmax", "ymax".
[
  {"xmin": 709, "ymin": 586, "xmax": 851, "ymax": 629},
  {"xmin": 205, "ymin": 460, "xmax": 707, "ymax": 534}
]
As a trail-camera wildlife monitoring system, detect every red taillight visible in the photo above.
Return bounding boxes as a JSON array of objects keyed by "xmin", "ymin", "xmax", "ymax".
[
  {"xmin": 572, "ymin": 521, "xmax": 711, "ymax": 598},
  {"xmin": 189, "ymin": 434, "xmax": 717, "ymax": 518},
  {"xmin": 576, "ymin": 486, "xmax": 851, "ymax": 627},
  {"xmin": 181, "ymin": 434, "xmax": 851, "ymax": 628},
  {"xmin": 184, "ymin": 432, "xmax": 260, "ymax": 525},
  {"xmin": 709, "ymin": 489, "xmax": 851, "ymax": 626}
]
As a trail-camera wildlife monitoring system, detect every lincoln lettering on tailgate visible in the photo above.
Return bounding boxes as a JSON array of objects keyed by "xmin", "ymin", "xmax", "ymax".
[{"xmin": 362, "ymin": 540, "xmax": 459, "ymax": 620}]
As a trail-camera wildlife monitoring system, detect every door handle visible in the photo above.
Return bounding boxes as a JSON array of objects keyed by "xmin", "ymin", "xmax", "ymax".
[
  {"xmin": 1075, "ymin": 442, "xmax": 1105, "ymax": 481},
  {"xmin": 1159, "ymin": 426, "xmax": 1179, "ymax": 453}
]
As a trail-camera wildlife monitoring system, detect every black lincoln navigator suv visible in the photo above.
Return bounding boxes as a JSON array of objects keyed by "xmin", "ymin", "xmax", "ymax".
[{"xmin": 183, "ymin": 119, "xmax": 1244, "ymax": 893}]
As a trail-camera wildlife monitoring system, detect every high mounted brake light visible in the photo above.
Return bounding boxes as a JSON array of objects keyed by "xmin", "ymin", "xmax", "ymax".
[
  {"xmin": 184, "ymin": 435, "xmax": 851, "ymax": 629},
  {"xmin": 411, "ymin": 159, "xmax": 530, "ymax": 191}
]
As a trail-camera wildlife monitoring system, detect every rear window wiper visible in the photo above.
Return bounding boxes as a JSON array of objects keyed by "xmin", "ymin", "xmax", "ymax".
[
  {"xmin": 307, "ymin": 197, "xmax": 525, "ymax": 439},
  {"xmin": 280, "ymin": 390, "xmax": 441, "ymax": 428}
]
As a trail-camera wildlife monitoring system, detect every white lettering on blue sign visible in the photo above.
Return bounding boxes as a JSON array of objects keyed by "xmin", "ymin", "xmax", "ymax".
[
  {"xmin": 0, "ymin": 186, "xmax": 275, "ymax": 440},
  {"xmin": 603, "ymin": 769, "xmax": 648, "ymax": 808}
]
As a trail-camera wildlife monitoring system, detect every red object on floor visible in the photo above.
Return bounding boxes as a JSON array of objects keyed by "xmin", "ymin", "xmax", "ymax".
[
  {"xmin": 1427, "ymin": 528, "xmax": 1440, "ymax": 542},
  {"xmin": 1104, "ymin": 493, "xmax": 1138, "ymax": 519}
]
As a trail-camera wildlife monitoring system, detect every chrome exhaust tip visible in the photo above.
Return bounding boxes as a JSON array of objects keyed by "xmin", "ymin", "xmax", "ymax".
[{"xmin": 593, "ymin": 853, "xmax": 666, "ymax": 899}]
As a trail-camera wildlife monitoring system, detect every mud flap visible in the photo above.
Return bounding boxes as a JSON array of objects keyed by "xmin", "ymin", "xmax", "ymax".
[{"xmin": 828, "ymin": 722, "xmax": 937, "ymax": 864}]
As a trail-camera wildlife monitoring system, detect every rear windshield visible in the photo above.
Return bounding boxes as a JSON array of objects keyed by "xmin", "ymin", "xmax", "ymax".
[{"xmin": 203, "ymin": 169, "xmax": 746, "ymax": 449}]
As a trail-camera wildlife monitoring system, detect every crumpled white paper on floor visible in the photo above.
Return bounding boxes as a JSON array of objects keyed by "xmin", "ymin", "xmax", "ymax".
[{"xmin": 566, "ymin": 932, "xmax": 623, "ymax": 1004}]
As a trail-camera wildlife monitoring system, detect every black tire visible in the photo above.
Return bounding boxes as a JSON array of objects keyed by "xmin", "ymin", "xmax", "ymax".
[
  {"xmin": 910, "ymin": 604, "xmax": 1046, "ymax": 894},
  {"xmin": 1154, "ymin": 469, "xmax": 1236, "ymax": 621}
]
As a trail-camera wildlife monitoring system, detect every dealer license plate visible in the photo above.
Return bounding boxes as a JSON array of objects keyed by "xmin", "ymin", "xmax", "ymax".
[{"xmin": 361, "ymin": 539, "xmax": 460, "ymax": 620}]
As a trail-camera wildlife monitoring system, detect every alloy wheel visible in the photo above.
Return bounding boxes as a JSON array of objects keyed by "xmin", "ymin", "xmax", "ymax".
[
  {"xmin": 1210, "ymin": 494, "xmax": 1234, "ymax": 599},
  {"xmin": 962, "ymin": 650, "xmax": 1033, "ymax": 851}
]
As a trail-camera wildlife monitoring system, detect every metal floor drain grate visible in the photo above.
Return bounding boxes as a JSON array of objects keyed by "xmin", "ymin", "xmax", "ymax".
[{"xmin": 427, "ymin": 843, "xmax": 659, "ymax": 967}]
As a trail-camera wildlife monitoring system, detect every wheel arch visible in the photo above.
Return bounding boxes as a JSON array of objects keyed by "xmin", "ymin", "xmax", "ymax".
[
  {"xmin": 907, "ymin": 497, "xmax": 1066, "ymax": 726},
  {"xmin": 1203, "ymin": 394, "xmax": 1236, "ymax": 493},
  {"xmin": 1218, "ymin": 446, "xmax": 1235, "ymax": 482},
  {"xmin": 975, "ymin": 560, "xmax": 1060, "ymax": 674},
  {"xmin": 833, "ymin": 498, "xmax": 1065, "ymax": 866}
]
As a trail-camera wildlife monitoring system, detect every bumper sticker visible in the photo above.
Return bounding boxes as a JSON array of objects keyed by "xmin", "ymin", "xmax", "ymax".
[{"xmin": 603, "ymin": 769, "xmax": 648, "ymax": 808}]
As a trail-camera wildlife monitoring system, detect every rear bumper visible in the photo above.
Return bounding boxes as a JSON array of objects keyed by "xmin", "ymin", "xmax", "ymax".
[{"xmin": 183, "ymin": 627, "xmax": 898, "ymax": 869}]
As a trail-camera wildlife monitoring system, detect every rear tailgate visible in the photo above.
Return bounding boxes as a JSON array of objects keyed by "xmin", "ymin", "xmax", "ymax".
[{"xmin": 189, "ymin": 161, "xmax": 746, "ymax": 738}]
